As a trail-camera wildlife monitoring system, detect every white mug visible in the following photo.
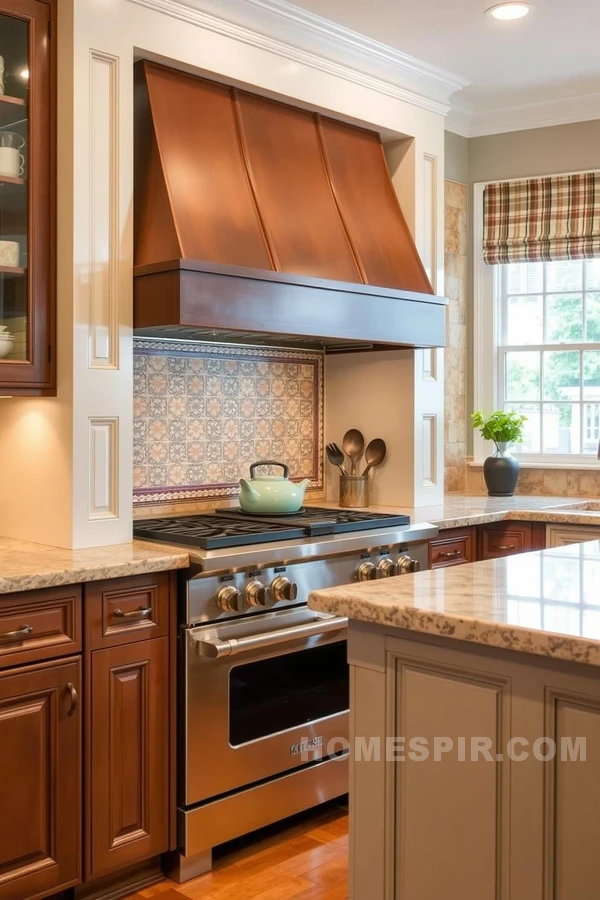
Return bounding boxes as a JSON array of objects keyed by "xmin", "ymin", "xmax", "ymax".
[
  {"xmin": 0, "ymin": 147, "xmax": 24, "ymax": 178},
  {"xmin": 0, "ymin": 241, "xmax": 19, "ymax": 268}
]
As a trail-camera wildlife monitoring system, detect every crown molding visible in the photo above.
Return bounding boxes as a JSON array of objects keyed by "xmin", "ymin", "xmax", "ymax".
[
  {"xmin": 444, "ymin": 102, "xmax": 472, "ymax": 138},
  {"xmin": 448, "ymin": 92, "xmax": 600, "ymax": 138},
  {"xmin": 127, "ymin": 0, "xmax": 469, "ymax": 115}
]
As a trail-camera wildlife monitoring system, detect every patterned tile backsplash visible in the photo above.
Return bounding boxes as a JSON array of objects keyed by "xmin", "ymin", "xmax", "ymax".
[{"xmin": 133, "ymin": 339, "xmax": 324, "ymax": 507}]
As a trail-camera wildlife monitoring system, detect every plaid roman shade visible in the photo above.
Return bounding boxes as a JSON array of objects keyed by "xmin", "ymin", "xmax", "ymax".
[{"xmin": 483, "ymin": 173, "xmax": 600, "ymax": 265}]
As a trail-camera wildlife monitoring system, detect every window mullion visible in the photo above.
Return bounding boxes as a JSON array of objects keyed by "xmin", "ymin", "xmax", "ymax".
[
  {"xmin": 580, "ymin": 349, "xmax": 584, "ymax": 454},
  {"xmin": 542, "ymin": 261, "xmax": 547, "ymax": 343},
  {"xmin": 540, "ymin": 348, "xmax": 545, "ymax": 453},
  {"xmin": 583, "ymin": 259, "xmax": 588, "ymax": 341}
]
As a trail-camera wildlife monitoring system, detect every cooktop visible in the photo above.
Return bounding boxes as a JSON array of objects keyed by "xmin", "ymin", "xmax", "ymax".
[{"xmin": 133, "ymin": 507, "xmax": 411, "ymax": 550}]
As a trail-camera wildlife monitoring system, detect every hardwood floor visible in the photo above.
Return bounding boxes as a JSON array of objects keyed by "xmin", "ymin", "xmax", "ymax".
[{"xmin": 125, "ymin": 801, "xmax": 348, "ymax": 900}]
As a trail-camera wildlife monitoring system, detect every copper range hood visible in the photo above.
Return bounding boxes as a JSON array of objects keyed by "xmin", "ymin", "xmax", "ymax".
[{"xmin": 134, "ymin": 61, "xmax": 447, "ymax": 352}]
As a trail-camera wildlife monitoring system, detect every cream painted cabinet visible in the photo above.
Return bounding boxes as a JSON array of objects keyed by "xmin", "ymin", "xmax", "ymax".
[
  {"xmin": 348, "ymin": 623, "xmax": 600, "ymax": 900},
  {"xmin": 546, "ymin": 524, "xmax": 600, "ymax": 547}
]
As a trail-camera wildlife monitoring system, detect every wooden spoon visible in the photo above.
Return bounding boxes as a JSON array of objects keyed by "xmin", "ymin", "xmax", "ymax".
[
  {"xmin": 362, "ymin": 438, "xmax": 386, "ymax": 476},
  {"xmin": 343, "ymin": 429, "xmax": 365, "ymax": 476}
]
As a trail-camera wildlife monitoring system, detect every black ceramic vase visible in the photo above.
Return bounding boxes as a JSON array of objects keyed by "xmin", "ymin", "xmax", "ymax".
[{"xmin": 483, "ymin": 442, "xmax": 520, "ymax": 497}]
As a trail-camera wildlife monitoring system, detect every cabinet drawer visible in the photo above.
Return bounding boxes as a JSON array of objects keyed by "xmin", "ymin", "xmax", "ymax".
[
  {"xmin": 85, "ymin": 572, "xmax": 170, "ymax": 649},
  {"xmin": 429, "ymin": 528, "xmax": 476, "ymax": 568},
  {"xmin": 0, "ymin": 585, "xmax": 81, "ymax": 669},
  {"xmin": 478, "ymin": 523, "xmax": 532, "ymax": 559}
]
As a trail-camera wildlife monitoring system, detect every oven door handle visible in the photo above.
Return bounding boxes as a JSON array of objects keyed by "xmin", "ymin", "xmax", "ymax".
[{"xmin": 194, "ymin": 615, "xmax": 348, "ymax": 659}]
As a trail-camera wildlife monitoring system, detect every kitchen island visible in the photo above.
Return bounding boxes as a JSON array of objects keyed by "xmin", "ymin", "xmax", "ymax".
[{"xmin": 309, "ymin": 540, "xmax": 600, "ymax": 900}]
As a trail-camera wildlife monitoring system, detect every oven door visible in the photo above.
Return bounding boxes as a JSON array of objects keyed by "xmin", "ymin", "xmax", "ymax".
[{"xmin": 183, "ymin": 607, "xmax": 348, "ymax": 806}]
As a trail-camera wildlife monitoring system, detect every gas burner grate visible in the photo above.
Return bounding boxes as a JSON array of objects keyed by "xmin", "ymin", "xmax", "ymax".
[
  {"xmin": 133, "ymin": 515, "xmax": 307, "ymax": 549},
  {"xmin": 134, "ymin": 507, "xmax": 411, "ymax": 550},
  {"xmin": 219, "ymin": 507, "xmax": 410, "ymax": 535}
]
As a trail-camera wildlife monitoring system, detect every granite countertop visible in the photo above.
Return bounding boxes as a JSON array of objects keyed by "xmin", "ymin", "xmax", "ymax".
[
  {"xmin": 309, "ymin": 540, "xmax": 600, "ymax": 667},
  {"xmin": 0, "ymin": 537, "xmax": 190, "ymax": 595},
  {"xmin": 310, "ymin": 493, "xmax": 600, "ymax": 529},
  {"xmin": 3, "ymin": 492, "xmax": 600, "ymax": 597}
]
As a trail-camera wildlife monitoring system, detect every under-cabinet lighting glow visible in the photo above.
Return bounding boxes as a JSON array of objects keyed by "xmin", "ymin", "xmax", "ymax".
[
  {"xmin": 486, "ymin": 2, "xmax": 533, "ymax": 19},
  {"xmin": 18, "ymin": 67, "xmax": 29, "ymax": 81}
]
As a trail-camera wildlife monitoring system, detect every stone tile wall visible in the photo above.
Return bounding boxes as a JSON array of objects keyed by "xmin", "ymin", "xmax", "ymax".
[
  {"xmin": 466, "ymin": 464, "xmax": 600, "ymax": 497},
  {"xmin": 444, "ymin": 180, "xmax": 468, "ymax": 491},
  {"xmin": 133, "ymin": 339, "xmax": 324, "ymax": 510}
]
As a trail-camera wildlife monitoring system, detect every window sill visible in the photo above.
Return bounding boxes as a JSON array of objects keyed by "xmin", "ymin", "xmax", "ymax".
[{"xmin": 469, "ymin": 460, "xmax": 600, "ymax": 471}]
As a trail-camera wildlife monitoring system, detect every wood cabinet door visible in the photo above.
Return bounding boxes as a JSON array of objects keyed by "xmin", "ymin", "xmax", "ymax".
[
  {"xmin": 0, "ymin": 657, "xmax": 80, "ymax": 900},
  {"xmin": 88, "ymin": 638, "xmax": 169, "ymax": 879},
  {"xmin": 0, "ymin": 0, "xmax": 56, "ymax": 395}
]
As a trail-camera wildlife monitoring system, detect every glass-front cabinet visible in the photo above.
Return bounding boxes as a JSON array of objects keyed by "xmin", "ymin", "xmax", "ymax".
[{"xmin": 0, "ymin": 0, "xmax": 54, "ymax": 395}]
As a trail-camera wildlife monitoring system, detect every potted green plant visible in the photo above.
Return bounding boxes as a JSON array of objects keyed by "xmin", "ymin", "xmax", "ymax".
[{"xmin": 471, "ymin": 410, "xmax": 527, "ymax": 497}]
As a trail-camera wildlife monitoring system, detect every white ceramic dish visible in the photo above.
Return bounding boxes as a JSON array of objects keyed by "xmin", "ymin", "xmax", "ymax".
[{"xmin": 0, "ymin": 332, "xmax": 15, "ymax": 358}]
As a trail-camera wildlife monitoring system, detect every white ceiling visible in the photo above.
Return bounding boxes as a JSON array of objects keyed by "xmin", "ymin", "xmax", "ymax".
[{"xmin": 290, "ymin": 0, "xmax": 600, "ymax": 131}]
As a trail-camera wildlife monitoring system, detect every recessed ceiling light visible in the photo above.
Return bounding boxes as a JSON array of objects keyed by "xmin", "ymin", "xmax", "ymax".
[{"xmin": 486, "ymin": 2, "xmax": 533, "ymax": 20}]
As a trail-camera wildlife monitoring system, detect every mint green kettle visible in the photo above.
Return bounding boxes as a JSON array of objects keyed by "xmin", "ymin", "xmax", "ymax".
[{"xmin": 239, "ymin": 460, "xmax": 311, "ymax": 514}]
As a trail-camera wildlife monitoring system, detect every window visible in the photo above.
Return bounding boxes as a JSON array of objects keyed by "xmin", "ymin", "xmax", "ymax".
[
  {"xmin": 498, "ymin": 258, "xmax": 600, "ymax": 457},
  {"xmin": 474, "ymin": 178, "xmax": 600, "ymax": 465}
]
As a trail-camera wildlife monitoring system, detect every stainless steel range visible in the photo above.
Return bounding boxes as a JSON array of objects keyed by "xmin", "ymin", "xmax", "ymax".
[{"xmin": 133, "ymin": 507, "xmax": 437, "ymax": 881}]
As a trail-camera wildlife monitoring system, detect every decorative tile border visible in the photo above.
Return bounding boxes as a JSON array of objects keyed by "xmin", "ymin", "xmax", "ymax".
[{"xmin": 133, "ymin": 339, "xmax": 324, "ymax": 506}]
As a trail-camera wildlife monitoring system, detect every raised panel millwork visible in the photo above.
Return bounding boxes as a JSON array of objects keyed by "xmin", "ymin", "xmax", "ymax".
[
  {"xmin": 546, "ymin": 525, "xmax": 600, "ymax": 548},
  {"xmin": 89, "ymin": 50, "xmax": 119, "ymax": 370},
  {"xmin": 88, "ymin": 417, "xmax": 118, "ymax": 520},
  {"xmin": 544, "ymin": 689, "xmax": 600, "ymax": 900},
  {"xmin": 89, "ymin": 638, "xmax": 168, "ymax": 877},
  {"xmin": 0, "ymin": 585, "xmax": 81, "ymax": 669},
  {"xmin": 421, "ymin": 414, "xmax": 437, "ymax": 487},
  {"xmin": 421, "ymin": 348, "xmax": 437, "ymax": 382},
  {"xmin": 422, "ymin": 154, "xmax": 437, "ymax": 291},
  {"xmin": 0, "ymin": 658, "xmax": 80, "ymax": 898},
  {"xmin": 393, "ymin": 658, "xmax": 510, "ymax": 900}
]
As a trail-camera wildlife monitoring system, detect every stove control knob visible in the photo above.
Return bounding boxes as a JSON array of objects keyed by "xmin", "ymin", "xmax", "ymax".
[
  {"xmin": 357, "ymin": 561, "xmax": 379, "ymax": 582},
  {"xmin": 217, "ymin": 585, "xmax": 242, "ymax": 612},
  {"xmin": 378, "ymin": 558, "xmax": 398, "ymax": 578},
  {"xmin": 271, "ymin": 576, "xmax": 298, "ymax": 603},
  {"xmin": 398, "ymin": 555, "xmax": 420, "ymax": 574},
  {"xmin": 245, "ymin": 580, "xmax": 269, "ymax": 607}
]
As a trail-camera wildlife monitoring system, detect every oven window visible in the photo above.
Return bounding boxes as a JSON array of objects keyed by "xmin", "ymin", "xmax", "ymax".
[{"xmin": 229, "ymin": 640, "xmax": 348, "ymax": 746}]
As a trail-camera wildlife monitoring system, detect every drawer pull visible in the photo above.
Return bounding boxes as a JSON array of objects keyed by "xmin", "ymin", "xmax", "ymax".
[
  {"xmin": 493, "ymin": 544, "xmax": 515, "ymax": 551},
  {"xmin": 112, "ymin": 606, "xmax": 152, "ymax": 621},
  {"xmin": 66, "ymin": 682, "xmax": 78, "ymax": 716},
  {"xmin": 0, "ymin": 624, "xmax": 33, "ymax": 642},
  {"xmin": 438, "ymin": 550, "xmax": 462, "ymax": 559}
]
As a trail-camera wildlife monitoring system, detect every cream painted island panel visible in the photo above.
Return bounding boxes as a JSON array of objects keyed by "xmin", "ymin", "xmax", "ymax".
[{"xmin": 347, "ymin": 624, "xmax": 600, "ymax": 900}]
